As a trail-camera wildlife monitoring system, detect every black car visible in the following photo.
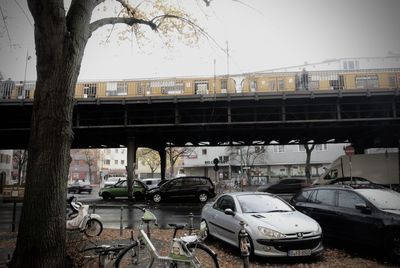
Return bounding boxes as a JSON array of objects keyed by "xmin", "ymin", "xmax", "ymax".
[
  {"xmin": 67, "ymin": 181, "xmax": 93, "ymax": 194},
  {"xmin": 146, "ymin": 176, "xmax": 216, "ymax": 203},
  {"xmin": 327, "ymin": 176, "xmax": 373, "ymax": 185},
  {"xmin": 290, "ymin": 185, "xmax": 400, "ymax": 262},
  {"xmin": 257, "ymin": 178, "xmax": 310, "ymax": 194}
]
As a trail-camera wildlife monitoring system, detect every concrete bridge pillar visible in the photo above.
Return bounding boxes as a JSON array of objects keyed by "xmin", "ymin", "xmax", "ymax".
[
  {"xmin": 127, "ymin": 137, "xmax": 137, "ymax": 199},
  {"xmin": 156, "ymin": 146, "xmax": 167, "ymax": 181}
]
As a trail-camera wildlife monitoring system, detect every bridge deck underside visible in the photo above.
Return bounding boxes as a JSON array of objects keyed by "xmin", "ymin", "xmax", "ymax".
[{"xmin": 0, "ymin": 90, "xmax": 399, "ymax": 149}]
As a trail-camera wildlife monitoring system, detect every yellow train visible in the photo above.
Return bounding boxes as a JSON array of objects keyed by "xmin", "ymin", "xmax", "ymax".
[{"xmin": 1, "ymin": 68, "xmax": 400, "ymax": 100}]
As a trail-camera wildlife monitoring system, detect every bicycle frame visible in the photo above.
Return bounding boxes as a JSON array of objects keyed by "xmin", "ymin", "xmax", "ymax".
[{"xmin": 132, "ymin": 209, "xmax": 210, "ymax": 267}]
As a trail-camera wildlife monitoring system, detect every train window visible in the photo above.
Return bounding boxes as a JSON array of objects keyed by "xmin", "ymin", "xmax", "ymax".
[
  {"xmin": 278, "ymin": 79, "xmax": 285, "ymax": 90},
  {"xmin": 220, "ymin": 79, "xmax": 227, "ymax": 90},
  {"xmin": 388, "ymin": 76, "xmax": 396, "ymax": 88},
  {"xmin": 355, "ymin": 75, "xmax": 378, "ymax": 89},
  {"xmin": 195, "ymin": 81, "xmax": 209, "ymax": 94},
  {"xmin": 250, "ymin": 80, "xmax": 257, "ymax": 92},
  {"xmin": 116, "ymin": 82, "xmax": 128, "ymax": 96},
  {"xmin": 83, "ymin": 83, "xmax": 97, "ymax": 98}
]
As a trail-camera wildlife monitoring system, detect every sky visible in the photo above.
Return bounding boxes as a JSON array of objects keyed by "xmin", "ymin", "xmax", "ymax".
[{"xmin": 1, "ymin": 0, "xmax": 400, "ymax": 81}]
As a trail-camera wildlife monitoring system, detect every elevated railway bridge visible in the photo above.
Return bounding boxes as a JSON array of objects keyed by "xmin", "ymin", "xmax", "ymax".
[{"xmin": 1, "ymin": 88, "xmax": 400, "ymax": 178}]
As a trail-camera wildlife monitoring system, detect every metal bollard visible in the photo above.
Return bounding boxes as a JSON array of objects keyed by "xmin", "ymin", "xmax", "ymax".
[
  {"xmin": 189, "ymin": 212, "xmax": 194, "ymax": 235},
  {"xmin": 120, "ymin": 206, "xmax": 123, "ymax": 236},
  {"xmin": 92, "ymin": 204, "xmax": 96, "ymax": 214},
  {"xmin": 239, "ymin": 220, "xmax": 250, "ymax": 268}
]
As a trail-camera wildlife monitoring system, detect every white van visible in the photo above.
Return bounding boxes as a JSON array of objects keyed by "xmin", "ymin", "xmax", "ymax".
[{"xmin": 141, "ymin": 178, "xmax": 161, "ymax": 189}]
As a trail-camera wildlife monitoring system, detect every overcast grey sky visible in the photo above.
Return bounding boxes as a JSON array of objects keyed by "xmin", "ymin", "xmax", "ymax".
[{"xmin": 1, "ymin": 0, "xmax": 399, "ymax": 81}]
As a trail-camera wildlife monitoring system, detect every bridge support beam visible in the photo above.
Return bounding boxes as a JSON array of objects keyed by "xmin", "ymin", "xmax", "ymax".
[
  {"xmin": 156, "ymin": 146, "xmax": 167, "ymax": 181},
  {"xmin": 127, "ymin": 137, "xmax": 137, "ymax": 199}
]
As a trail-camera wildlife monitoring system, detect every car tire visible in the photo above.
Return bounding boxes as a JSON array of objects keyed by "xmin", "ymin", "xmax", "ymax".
[
  {"xmin": 102, "ymin": 192, "xmax": 111, "ymax": 200},
  {"xmin": 198, "ymin": 192, "xmax": 209, "ymax": 203},
  {"xmin": 201, "ymin": 219, "xmax": 212, "ymax": 241},
  {"xmin": 152, "ymin": 193, "xmax": 162, "ymax": 203}
]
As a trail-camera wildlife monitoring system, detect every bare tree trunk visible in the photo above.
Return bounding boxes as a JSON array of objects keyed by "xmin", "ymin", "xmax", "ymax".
[
  {"xmin": 304, "ymin": 144, "xmax": 315, "ymax": 183},
  {"xmin": 10, "ymin": 1, "xmax": 92, "ymax": 266}
]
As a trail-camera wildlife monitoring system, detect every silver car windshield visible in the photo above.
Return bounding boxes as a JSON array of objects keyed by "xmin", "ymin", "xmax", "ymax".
[
  {"xmin": 237, "ymin": 194, "xmax": 293, "ymax": 213},
  {"xmin": 356, "ymin": 189, "xmax": 400, "ymax": 210}
]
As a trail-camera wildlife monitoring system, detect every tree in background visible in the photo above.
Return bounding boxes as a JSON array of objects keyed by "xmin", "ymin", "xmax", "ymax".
[
  {"xmin": 12, "ymin": 150, "xmax": 28, "ymax": 185},
  {"xmin": 137, "ymin": 148, "xmax": 160, "ymax": 177},
  {"xmin": 8, "ymin": 1, "xmax": 207, "ymax": 266},
  {"xmin": 82, "ymin": 149, "xmax": 99, "ymax": 183},
  {"xmin": 303, "ymin": 143, "xmax": 316, "ymax": 183},
  {"xmin": 226, "ymin": 146, "xmax": 267, "ymax": 186},
  {"xmin": 166, "ymin": 147, "xmax": 195, "ymax": 178}
]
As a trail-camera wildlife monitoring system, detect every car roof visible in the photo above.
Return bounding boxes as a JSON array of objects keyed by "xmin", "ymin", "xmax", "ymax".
[
  {"xmin": 301, "ymin": 184, "xmax": 386, "ymax": 191},
  {"xmin": 221, "ymin": 191, "xmax": 276, "ymax": 198}
]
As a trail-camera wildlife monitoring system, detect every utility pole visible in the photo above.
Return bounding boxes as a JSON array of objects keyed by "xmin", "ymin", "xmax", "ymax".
[
  {"xmin": 226, "ymin": 41, "xmax": 230, "ymax": 77},
  {"xmin": 22, "ymin": 49, "xmax": 31, "ymax": 99}
]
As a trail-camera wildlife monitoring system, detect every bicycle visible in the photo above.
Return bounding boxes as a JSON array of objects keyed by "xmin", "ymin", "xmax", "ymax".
[{"xmin": 82, "ymin": 205, "xmax": 219, "ymax": 268}]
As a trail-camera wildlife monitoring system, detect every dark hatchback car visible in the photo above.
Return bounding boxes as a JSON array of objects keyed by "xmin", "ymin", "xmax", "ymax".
[
  {"xmin": 147, "ymin": 176, "xmax": 216, "ymax": 203},
  {"xmin": 67, "ymin": 181, "xmax": 93, "ymax": 194},
  {"xmin": 257, "ymin": 178, "xmax": 310, "ymax": 194},
  {"xmin": 290, "ymin": 185, "xmax": 400, "ymax": 262}
]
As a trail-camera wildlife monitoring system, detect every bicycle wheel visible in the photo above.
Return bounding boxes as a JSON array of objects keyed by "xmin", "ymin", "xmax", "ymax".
[
  {"xmin": 186, "ymin": 243, "xmax": 219, "ymax": 268},
  {"xmin": 84, "ymin": 219, "xmax": 103, "ymax": 237},
  {"xmin": 114, "ymin": 240, "xmax": 154, "ymax": 268}
]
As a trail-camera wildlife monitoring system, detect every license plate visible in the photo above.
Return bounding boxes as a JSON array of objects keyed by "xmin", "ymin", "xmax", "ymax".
[{"xmin": 288, "ymin": 249, "xmax": 312, "ymax": 257}]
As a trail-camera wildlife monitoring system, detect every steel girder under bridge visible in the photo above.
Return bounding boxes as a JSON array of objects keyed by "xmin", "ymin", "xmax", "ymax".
[{"xmin": 0, "ymin": 89, "xmax": 399, "ymax": 150}]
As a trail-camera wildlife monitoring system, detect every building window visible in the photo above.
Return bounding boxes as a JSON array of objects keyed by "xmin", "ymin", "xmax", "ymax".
[
  {"xmin": 343, "ymin": 60, "xmax": 359, "ymax": 70},
  {"xmin": 315, "ymin": 144, "xmax": 328, "ymax": 151},
  {"xmin": 104, "ymin": 159, "xmax": 110, "ymax": 165},
  {"xmin": 273, "ymin": 145, "xmax": 285, "ymax": 153},
  {"xmin": 114, "ymin": 160, "xmax": 118, "ymax": 165},
  {"xmin": 219, "ymin": 155, "xmax": 229, "ymax": 163},
  {"xmin": 202, "ymin": 149, "xmax": 207, "ymax": 155},
  {"xmin": 298, "ymin": 145, "xmax": 306, "ymax": 152},
  {"xmin": 121, "ymin": 160, "xmax": 125, "ymax": 165},
  {"xmin": 255, "ymin": 146, "xmax": 265, "ymax": 153}
]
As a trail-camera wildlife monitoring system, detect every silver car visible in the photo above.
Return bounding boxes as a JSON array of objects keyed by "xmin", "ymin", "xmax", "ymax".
[{"xmin": 201, "ymin": 192, "xmax": 323, "ymax": 257}]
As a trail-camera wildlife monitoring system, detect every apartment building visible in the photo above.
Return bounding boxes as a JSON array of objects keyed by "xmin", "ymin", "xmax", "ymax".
[{"xmin": 181, "ymin": 144, "xmax": 347, "ymax": 185}]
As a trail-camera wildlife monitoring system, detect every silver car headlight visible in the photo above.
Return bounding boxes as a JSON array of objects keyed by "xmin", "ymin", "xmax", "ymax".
[
  {"xmin": 311, "ymin": 223, "xmax": 322, "ymax": 236},
  {"xmin": 258, "ymin": 226, "xmax": 286, "ymax": 239}
]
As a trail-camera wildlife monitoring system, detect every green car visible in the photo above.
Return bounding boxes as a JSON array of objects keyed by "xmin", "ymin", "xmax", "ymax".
[{"xmin": 99, "ymin": 180, "xmax": 148, "ymax": 200}]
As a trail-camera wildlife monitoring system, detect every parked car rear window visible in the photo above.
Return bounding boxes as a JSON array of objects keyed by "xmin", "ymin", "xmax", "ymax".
[
  {"xmin": 356, "ymin": 189, "xmax": 400, "ymax": 210},
  {"xmin": 337, "ymin": 190, "xmax": 365, "ymax": 209}
]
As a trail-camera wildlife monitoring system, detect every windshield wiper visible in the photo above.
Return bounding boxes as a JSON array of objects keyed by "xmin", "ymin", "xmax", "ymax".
[{"xmin": 266, "ymin": 210, "xmax": 291, "ymax": 213}]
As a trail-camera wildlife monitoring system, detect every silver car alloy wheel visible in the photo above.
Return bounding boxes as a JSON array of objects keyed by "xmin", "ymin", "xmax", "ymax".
[
  {"xmin": 199, "ymin": 193, "xmax": 208, "ymax": 202},
  {"xmin": 153, "ymin": 193, "xmax": 162, "ymax": 203}
]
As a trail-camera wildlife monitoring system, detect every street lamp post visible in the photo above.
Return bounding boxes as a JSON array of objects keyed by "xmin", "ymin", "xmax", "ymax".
[{"xmin": 22, "ymin": 50, "xmax": 31, "ymax": 99}]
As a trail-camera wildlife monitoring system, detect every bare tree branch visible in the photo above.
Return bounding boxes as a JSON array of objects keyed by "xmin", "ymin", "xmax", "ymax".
[
  {"xmin": 89, "ymin": 17, "xmax": 157, "ymax": 34},
  {"xmin": 0, "ymin": 5, "xmax": 12, "ymax": 47}
]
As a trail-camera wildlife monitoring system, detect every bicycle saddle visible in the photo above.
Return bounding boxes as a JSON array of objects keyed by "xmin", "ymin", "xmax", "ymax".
[{"xmin": 168, "ymin": 223, "xmax": 186, "ymax": 230}]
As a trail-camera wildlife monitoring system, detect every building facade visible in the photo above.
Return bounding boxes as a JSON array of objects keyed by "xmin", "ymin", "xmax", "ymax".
[
  {"xmin": 0, "ymin": 150, "xmax": 13, "ymax": 190},
  {"xmin": 181, "ymin": 144, "xmax": 347, "ymax": 186}
]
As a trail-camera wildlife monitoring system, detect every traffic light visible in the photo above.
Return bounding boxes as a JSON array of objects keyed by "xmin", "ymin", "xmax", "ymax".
[{"xmin": 213, "ymin": 158, "xmax": 219, "ymax": 171}]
